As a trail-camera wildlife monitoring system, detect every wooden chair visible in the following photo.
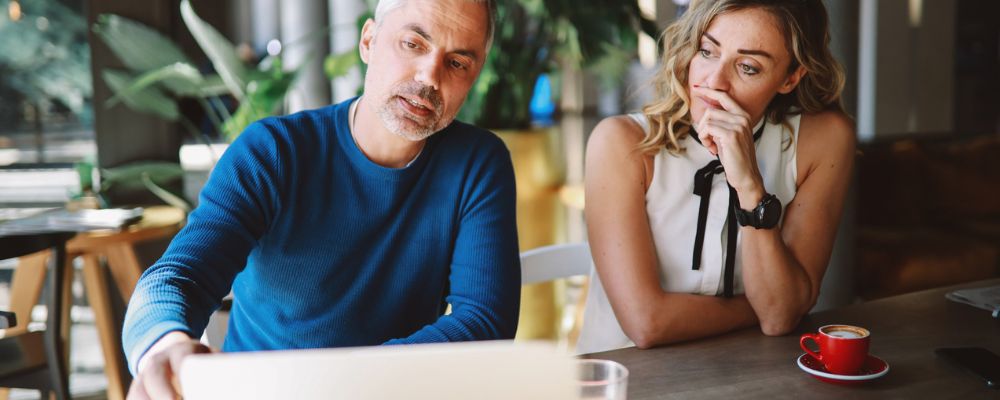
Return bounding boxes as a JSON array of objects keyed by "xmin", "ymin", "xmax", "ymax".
[
  {"xmin": 1, "ymin": 206, "xmax": 185, "ymax": 400},
  {"xmin": 0, "ymin": 231, "xmax": 76, "ymax": 400}
]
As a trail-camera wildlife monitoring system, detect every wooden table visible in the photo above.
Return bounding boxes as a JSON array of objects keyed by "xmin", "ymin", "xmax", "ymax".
[
  {"xmin": 68, "ymin": 205, "xmax": 185, "ymax": 400},
  {"xmin": 4, "ymin": 206, "xmax": 185, "ymax": 400},
  {"xmin": 583, "ymin": 279, "xmax": 1000, "ymax": 399}
]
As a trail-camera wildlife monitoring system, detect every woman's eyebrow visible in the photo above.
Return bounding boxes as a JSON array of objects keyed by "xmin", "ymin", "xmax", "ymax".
[{"xmin": 703, "ymin": 32, "xmax": 774, "ymax": 59}]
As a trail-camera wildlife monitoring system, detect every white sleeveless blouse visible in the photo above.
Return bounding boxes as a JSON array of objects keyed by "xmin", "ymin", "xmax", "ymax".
[{"xmin": 576, "ymin": 113, "xmax": 801, "ymax": 354}]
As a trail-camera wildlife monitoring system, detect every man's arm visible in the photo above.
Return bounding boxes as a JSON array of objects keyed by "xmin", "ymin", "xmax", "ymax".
[
  {"xmin": 122, "ymin": 121, "xmax": 287, "ymax": 375},
  {"xmin": 387, "ymin": 141, "xmax": 521, "ymax": 344}
]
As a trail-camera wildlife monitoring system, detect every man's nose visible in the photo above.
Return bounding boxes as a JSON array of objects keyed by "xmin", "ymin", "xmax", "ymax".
[{"xmin": 414, "ymin": 54, "xmax": 443, "ymax": 91}]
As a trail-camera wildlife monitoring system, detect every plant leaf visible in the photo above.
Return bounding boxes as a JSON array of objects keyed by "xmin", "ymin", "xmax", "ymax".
[
  {"xmin": 222, "ymin": 65, "xmax": 299, "ymax": 141},
  {"xmin": 589, "ymin": 43, "xmax": 633, "ymax": 90},
  {"xmin": 106, "ymin": 63, "xmax": 204, "ymax": 106},
  {"xmin": 92, "ymin": 14, "xmax": 191, "ymax": 72},
  {"xmin": 141, "ymin": 173, "xmax": 192, "ymax": 212},
  {"xmin": 324, "ymin": 49, "xmax": 360, "ymax": 79},
  {"xmin": 75, "ymin": 160, "xmax": 94, "ymax": 192},
  {"xmin": 180, "ymin": 0, "xmax": 249, "ymax": 100},
  {"xmin": 102, "ymin": 70, "xmax": 179, "ymax": 120},
  {"xmin": 199, "ymin": 75, "xmax": 231, "ymax": 97},
  {"xmin": 100, "ymin": 161, "xmax": 185, "ymax": 193}
]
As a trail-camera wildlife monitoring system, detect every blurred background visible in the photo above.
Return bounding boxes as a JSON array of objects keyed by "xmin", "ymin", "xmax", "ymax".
[{"xmin": 0, "ymin": 0, "xmax": 997, "ymax": 398}]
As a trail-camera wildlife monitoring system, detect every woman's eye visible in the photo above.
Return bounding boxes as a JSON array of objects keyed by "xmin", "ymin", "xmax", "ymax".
[
  {"xmin": 404, "ymin": 41, "xmax": 418, "ymax": 49},
  {"xmin": 698, "ymin": 48, "xmax": 711, "ymax": 58},
  {"xmin": 739, "ymin": 63, "xmax": 760, "ymax": 75}
]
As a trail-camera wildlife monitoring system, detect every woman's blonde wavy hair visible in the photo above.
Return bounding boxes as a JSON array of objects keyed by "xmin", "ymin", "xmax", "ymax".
[{"xmin": 638, "ymin": 0, "xmax": 846, "ymax": 155}]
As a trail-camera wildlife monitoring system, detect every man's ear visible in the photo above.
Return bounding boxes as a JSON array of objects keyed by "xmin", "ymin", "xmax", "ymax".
[
  {"xmin": 777, "ymin": 65, "xmax": 807, "ymax": 94},
  {"xmin": 358, "ymin": 18, "xmax": 376, "ymax": 64}
]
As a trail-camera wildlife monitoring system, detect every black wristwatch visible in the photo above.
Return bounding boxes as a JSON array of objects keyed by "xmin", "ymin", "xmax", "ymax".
[{"xmin": 734, "ymin": 193, "xmax": 782, "ymax": 229}]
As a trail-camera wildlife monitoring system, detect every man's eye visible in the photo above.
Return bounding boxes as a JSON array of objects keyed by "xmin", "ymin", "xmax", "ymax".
[{"xmin": 450, "ymin": 60, "xmax": 467, "ymax": 70}]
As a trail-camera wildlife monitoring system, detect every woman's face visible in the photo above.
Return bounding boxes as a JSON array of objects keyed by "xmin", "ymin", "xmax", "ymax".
[{"xmin": 687, "ymin": 7, "xmax": 804, "ymax": 125}]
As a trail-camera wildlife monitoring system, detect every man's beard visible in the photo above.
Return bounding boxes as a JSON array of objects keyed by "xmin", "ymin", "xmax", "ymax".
[{"xmin": 376, "ymin": 81, "xmax": 448, "ymax": 141}]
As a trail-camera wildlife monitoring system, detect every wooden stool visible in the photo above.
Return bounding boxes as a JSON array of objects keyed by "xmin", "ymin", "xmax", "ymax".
[{"xmin": 2, "ymin": 206, "xmax": 185, "ymax": 400}]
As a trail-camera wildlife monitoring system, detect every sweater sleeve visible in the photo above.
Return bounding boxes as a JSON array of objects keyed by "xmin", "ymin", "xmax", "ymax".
[
  {"xmin": 121, "ymin": 122, "xmax": 286, "ymax": 375},
  {"xmin": 386, "ymin": 140, "xmax": 521, "ymax": 344}
]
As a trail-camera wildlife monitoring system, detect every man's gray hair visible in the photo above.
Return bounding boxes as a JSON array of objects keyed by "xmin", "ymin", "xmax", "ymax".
[{"xmin": 373, "ymin": 0, "xmax": 496, "ymax": 50}]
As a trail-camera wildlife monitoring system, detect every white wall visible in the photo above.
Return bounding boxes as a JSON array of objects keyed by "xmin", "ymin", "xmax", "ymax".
[
  {"xmin": 329, "ymin": 0, "xmax": 366, "ymax": 102},
  {"xmin": 282, "ymin": 0, "xmax": 332, "ymax": 112},
  {"xmin": 859, "ymin": 0, "xmax": 955, "ymax": 140}
]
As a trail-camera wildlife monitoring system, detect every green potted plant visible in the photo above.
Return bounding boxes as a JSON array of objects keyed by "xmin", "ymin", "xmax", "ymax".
[
  {"xmin": 90, "ymin": 0, "xmax": 303, "ymax": 209},
  {"xmin": 94, "ymin": 0, "xmax": 299, "ymax": 143},
  {"xmin": 92, "ymin": 0, "xmax": 367, "ymax": 210},
  {"xmin": 458, "ymin": 0, "xmax": 658, "ymax": 130}
]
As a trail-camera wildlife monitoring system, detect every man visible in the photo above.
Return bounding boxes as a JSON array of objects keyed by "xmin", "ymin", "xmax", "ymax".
[{"xmin": 124, "ymin": 0, "xmax": 518, "ymax": 398}]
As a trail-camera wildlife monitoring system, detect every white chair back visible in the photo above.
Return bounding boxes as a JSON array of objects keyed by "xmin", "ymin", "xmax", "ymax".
[{"xmin": 520, "ymin": 242, "xmax": 592, "ymax": 285}]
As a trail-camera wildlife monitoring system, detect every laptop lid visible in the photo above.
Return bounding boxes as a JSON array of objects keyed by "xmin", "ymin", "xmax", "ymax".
[{"xmin": 179, "ymin": 341, "xmax": 577, "ymax": 399}]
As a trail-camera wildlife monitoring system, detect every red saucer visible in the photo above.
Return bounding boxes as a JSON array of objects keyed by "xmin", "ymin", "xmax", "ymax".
[{"xmin": 797, "ymin": 353, "xmax": 889, "ymax": 385}]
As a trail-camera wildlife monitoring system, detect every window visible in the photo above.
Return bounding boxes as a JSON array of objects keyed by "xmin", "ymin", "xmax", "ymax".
[{"xmin": 0, "ymin": 0, "xmax": 94, "ymax": 167}]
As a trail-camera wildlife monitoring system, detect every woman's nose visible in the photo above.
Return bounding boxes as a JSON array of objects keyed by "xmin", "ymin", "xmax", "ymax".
[{"xmin": 702, "ymin": 64, "xmax": 731, "ymax": 92}]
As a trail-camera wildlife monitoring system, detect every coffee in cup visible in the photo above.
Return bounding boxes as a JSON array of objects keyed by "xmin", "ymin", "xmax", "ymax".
[{"xmin": 799, "ymin": 324, "xmax": 870, "ymax": 375}]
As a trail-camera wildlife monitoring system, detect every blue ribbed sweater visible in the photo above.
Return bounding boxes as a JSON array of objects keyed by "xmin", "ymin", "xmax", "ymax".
[{"xmin": 122, "ymin": 98, "xmax": 521, "ymax": 374}]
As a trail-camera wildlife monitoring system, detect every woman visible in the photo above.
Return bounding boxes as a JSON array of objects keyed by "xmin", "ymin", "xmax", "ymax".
[{"xmin": 578, "ymin": 0, "xmax": 855, "ymax": 354}]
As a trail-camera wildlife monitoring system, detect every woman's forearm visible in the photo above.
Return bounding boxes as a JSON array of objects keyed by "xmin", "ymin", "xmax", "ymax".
[
  {"xmin": 738, "ymin": 226, "xmax": 815, "ymax": 335},
  {"xmin": 614, "ymin": 292, "xmax": 759, "ymax": 349}
]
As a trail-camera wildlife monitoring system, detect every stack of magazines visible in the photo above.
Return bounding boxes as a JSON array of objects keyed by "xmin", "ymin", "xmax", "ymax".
[
  {"xmin": 0, "ymin": 207, "xmax": 144, "ymax": 235},
  {"xmin": 946, "ymin": 285, "xmax": 1000, "ymax": 317}
]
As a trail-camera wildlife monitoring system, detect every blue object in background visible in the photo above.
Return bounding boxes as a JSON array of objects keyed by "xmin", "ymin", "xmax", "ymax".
[{"xmin": 530, "ymin": 74, "xmax": 556, "ymax": 125}]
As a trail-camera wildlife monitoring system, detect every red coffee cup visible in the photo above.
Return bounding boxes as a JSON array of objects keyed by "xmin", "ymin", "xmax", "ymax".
[{"xmin": 799, "ymin": 324, "xmax": 870, "ymax": 375}]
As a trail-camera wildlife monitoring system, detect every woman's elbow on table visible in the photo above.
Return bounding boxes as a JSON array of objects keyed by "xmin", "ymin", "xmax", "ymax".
[
  {"xmin": 759, "ymin": 320, "xmax": 797, "ymax": 336},
  {"xmin": 757, "ymin": 287, "xmax": 817, "ymax": 336},
  {"xmin": 627, "ymin": 328, "xmax": 660, "ymax": 350},
  {"xmin": 615, "ymin": 310, "xmax": 663, "ymax": 349},
  {"xmin": 758, "ymin": 307, "xmax": 809, "ymax": 336}
]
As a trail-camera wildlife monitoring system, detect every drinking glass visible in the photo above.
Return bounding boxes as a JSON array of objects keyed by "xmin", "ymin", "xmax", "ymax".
[{"xmin": 578, "ymin": 359, "xmax": 628, "ymax": 400}]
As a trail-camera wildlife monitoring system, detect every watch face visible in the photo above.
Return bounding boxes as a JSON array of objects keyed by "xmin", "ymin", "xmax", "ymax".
[{"xmin": 756, "ymin": 195, "xmax": 782, "ymax": 228}]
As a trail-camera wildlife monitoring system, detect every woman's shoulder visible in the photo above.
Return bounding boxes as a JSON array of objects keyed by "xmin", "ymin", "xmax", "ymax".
[
  {"xmin": 587, "ymin": 114, "xmax": 657, "ymax": 188},
  {"xmin": 798, "ymin": 108, "xmax": 854, "ymax": 137},
  {"xmin": 587, "ymin": 115, "xmax": 649, "ymax": 156},
  {"xmin": 796, "ymin": 110, "xmax": 857, "ymax": 178}
]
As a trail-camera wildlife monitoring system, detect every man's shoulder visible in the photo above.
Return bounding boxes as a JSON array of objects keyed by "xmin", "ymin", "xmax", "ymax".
[
  {"xmin": 235, "ymin": 101, "xmax": 348, "ymax": 151},
  {"xmin": 254, "ymin": 102, "xmax": 346, "ymax": 136},
  {"xmin": 437, "ymin": 119, "xmax": 509, "ymax": 156}
]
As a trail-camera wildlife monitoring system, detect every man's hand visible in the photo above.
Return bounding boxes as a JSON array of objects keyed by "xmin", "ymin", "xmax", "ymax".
[{"xmin": 128, "ymin": 332, "xmax": 212, "ymax": 400}]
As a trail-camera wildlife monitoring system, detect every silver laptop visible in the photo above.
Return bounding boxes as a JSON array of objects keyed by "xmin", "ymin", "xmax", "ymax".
[{"xmin": 180, "ymin": 340, "xmax": 577, "ymax": 399}]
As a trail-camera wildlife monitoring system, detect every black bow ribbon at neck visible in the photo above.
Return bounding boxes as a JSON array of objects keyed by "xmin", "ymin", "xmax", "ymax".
[{"xmin": 689, "ymin": 123, "xmax": 765, "ymax": 298}]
